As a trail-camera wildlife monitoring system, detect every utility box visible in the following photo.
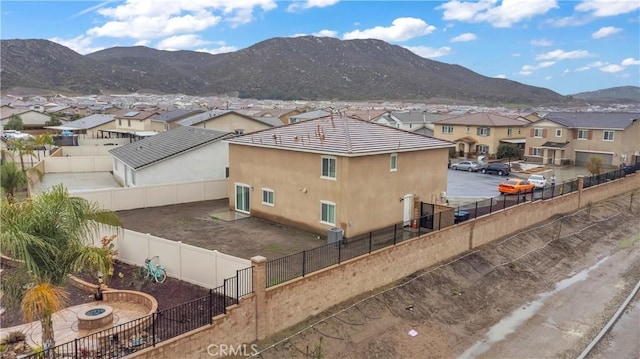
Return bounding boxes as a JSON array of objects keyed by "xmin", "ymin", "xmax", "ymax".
[{"xmin": 327, "ymin": 227, "xmax": 344, "ymax": 247}]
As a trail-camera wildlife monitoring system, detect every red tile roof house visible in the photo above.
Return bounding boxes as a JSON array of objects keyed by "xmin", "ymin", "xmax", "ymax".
[{"xmin": 226, "ymin": 115, "xmax": 455, "ymax": 238}]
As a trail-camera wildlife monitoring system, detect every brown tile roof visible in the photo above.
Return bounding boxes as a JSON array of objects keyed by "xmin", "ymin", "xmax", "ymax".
[
  {"xmin": 227, "ymin": 116, "xmax": 454, "ymax": 156},
  {"xmin": 434, "ymin": 112, "xmax": 529, "ymax": 126}
]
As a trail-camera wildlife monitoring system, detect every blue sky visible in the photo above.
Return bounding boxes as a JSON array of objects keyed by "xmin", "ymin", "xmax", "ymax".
[{"xmin": 1, "ymin": 0, "xmax": 639, "ymax": 96}]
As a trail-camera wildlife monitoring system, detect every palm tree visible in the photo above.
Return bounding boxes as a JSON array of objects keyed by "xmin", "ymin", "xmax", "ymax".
[
  {"xmin": 33, "ymin": 134, "xmax": 55, "ymax": 161},
  {"xmin": 0, "ymin": 184, "xmax": 122, "ymax": 352},
  {"xmin": 0, "ymin": 161, "xmax": 27, "ymax": 202},
  {"xmin": 8, "ymin": 138, "xmax": 36, "ymax": 171}
]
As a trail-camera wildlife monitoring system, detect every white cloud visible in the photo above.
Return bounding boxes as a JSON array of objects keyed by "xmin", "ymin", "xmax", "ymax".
[
  {"xmin": 495, "ymin": 74, "xmax": 507, "ymax": 78},
  {"xmin": 287, "ymin": 0, "xmax": 339, "ymax": 12},
  {"xmin": 450, "ymin": 32, "xmax": 477, "ymax": 42},
  {"xmin": 545, "ymin": 15, "xmax": 590, "ymax": 28},
  {"xmin": 545, "ymin": 76, "xmax": 552, "ymax": 80},
  {"xmin": 49, "ymin": 35, "xmax": 105, "ymax": 55},
  {"xmin": 343, "ymin": 17, "xmax": 436, "ymax": 42},
  {"xmin": 438, "ymin": 0, "xmax": 558, "ymax": 28},
  {"xmin": 88, "ymin": 0, "xmax": 276, "ymax": 40},
  {"xmin": 156, "ymin": 34, "xmax": 209, "ymax": 50},
  {"xmin": 530, "ymin": 38, "xmax": 552, "ymax": 46},
  {"xmin": 404, "ymin": 46, "xmax": 452, "ymax": 58},
  {"xmin": 535, "ymin": 49, "xmax": 592, "ymax": 61},
  {"xmin": 575, "ymin": 0, "xmax": 640, "ymax": 17},
  {"xmin": 563, "ymin": 69, "xmax": 570, "ymax": 74},
  {"xmin": 519, "ymin": 70, "xmax": 532, "ymax": 76},
  {"xmin": 591, "ymin": 26, "xmax": 621, "ymax": 39},
  {"xmin": 621, "ymin": 58, "xmax": 640, "ymax": 66},
  {"xmin": 518, "ymin": 60, "xmax": 556, "ymax": 75},
  {"xmin": 292, "ymin": 29, "xmax": 338, "ymax": 38},
  {"xmin": 599, "ymin": 64, "xmax": 625, "ymax": 73},
  {"xmin": 576, "ymin": 66, "xmax": 591, "ymax": 72},
  {"xmin": 512, "ymin": 53, "xmax": 521, "ymax": 57},
  {"xmin": 195, "ymin": 45, "xmax": 238, "ymax": 55}
]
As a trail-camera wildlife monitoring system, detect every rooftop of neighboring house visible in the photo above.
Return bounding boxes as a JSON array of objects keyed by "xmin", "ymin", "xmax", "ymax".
[
  {"xmin": 377, "ymin": 111, "xmax": 459, "ymax": 124},
  {"xmin": 250, "ymin": 116, "xmax": 285, "ymax": 127},
  {"xmin": 113, "ymin": 109, "xmax": 160, "ymax": 120},
  {"xmin": 433, "ymin": 112, "xmax": 529, "ymax": 127},
  {"xmin": 151, "ymin": 108, "xmax": 205, "ymax": 123},
  {"xmin": 176, "ymin": 109, "xmax": 233, "ymax": 126},
  {"xmin": 227, "ymin": 115, "xmax": 454, "ymax": 156},
  {"xmin": 0, "ymin": 106, "xmax": 29, "ymax": 119},
  {"xmin": 44, "ymin": 105, "xmax": 70, "ymax": 113},
  {"xmin": 45, "ymin": 114, "xmax": 115, "ymax": 130},
  {"xmin": 536, "ymin": 112, "xmax": 640, "ymax": 130},
  {"xmin": 289, "ymin": 109, "xmax": 331, "ymax": 120},
  {"xmin": 109, "ymin": 126, "xmax": 232, "ymax": 169}
]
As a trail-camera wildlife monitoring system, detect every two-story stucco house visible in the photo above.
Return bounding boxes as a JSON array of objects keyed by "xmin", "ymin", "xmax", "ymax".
[
  {"xmin": 150, "ymin": 108, "xmax": 205, "ymax": 132},
  {"xmin": 373, "ymin": 112, "xmax": 458, "ymax": 137},
  {"xmin": 113, "ymin": 109, "xmax": 161, "ymax": 132},
  {"xmin": 432, "ymin": 112, "xmax": 529, "ymax": 158},
  {"xmin": 226, "ymin": 116, "xmax": 455, "ymax": 238},
  {"xmin": 524, "ymin": 112, "xmax": 640, "ymax": 167},
  {"xmin": 109, "ymin": 126, "xmax": 233, "ymax": 187}
]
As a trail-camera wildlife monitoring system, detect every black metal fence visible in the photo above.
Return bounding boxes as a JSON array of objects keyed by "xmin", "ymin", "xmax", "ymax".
[
  {"xmin": 265, "ymin": 165, "xmax": 639, "ymax": 288},
  {"xmin": 21, "ymin": 267, "xmax": 253, "ymax": 359}
]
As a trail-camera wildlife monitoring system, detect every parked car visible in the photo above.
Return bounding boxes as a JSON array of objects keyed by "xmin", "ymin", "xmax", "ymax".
[
  {"xmin": 498, "ymin": 179, "xmax": 535, "ymax": 195},
  {"xmin": 1, "ymin": 130, "xmax": 33, "ymax": 141},
  {"xmin": 480, "ymin": 162, "xmax": 511, "ymax": 176},
  {"xmin": 527, "ymin": 174, "xmax": 547, "ymax": 189},
  {"xmin": 451, "ymin": 160, "xmax": 480, "ymax": 172}
]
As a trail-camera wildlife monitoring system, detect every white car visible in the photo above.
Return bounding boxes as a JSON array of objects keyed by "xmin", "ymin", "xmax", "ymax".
[
  {"xmin": 527, "ymin": 174, "xmax": 547, "ymax": 189},
  {"xmin": 1, "ymin": 130, "xmax": 33, "ymax": 141}
]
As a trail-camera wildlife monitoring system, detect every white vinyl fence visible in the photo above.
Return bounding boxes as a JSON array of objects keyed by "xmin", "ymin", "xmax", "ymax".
[
  {"xmin": 71, "ymin": 179, "xmax": 228, "ymax": 211},
  {"xmin": 59, "ymin": 146, "xmax": 115, "ymax": 157},
  {"xmin": 44, "ymin": 156, "xmax": 112, "ymax": 172},
  {"xmin": 94, "ymin": 226, "xmax": 250, "ymax": 291}
]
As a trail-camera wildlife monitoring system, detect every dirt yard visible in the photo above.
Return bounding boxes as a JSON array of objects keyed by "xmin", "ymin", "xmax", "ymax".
[
  {"xmin": 252, "ymin": 192, "xmax": 640, "ymax": 358},
  {"xmin": 116, "ymin": 199, "xmax": 324, "ymax": 260}
]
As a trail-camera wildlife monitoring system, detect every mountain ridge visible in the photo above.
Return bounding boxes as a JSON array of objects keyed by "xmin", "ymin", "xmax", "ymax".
[{"xmin": 0, "ymin": 36, "xmax": 581, "ymax": 105}]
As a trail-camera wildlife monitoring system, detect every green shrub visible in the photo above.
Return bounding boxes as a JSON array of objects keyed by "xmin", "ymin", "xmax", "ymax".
[{"xmin": 1, "ymin": 331, "xmax": 25, "ymax": 345}]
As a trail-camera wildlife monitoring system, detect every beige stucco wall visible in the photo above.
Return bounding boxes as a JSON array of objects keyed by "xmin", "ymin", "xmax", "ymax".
[
  {"xmin": 193, "ymin": 113, "xmax": 270, "ymax": 134},
  {"xmin": 116, "ymin": 118, "xmax": 151, "ymax": 131},
  {"xmin": 228, "ymin": 144, "xmax": 449, "ymax": 238}
]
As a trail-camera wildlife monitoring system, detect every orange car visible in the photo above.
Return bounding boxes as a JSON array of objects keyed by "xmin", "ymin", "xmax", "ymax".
[{"xmin": 498, "ymin": 179, "xmax": 535, "ymax": 195}]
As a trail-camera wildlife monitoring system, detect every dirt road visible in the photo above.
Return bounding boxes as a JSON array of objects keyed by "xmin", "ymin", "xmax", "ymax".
[{"xmin": 252, "ymin": 192, "xmax": 640, "ymax": 358}]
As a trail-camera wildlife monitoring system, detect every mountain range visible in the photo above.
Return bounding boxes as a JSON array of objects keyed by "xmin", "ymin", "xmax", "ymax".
[{"xmin": 0, "ymin": 36, "xmax": 624, "ymax": 106}]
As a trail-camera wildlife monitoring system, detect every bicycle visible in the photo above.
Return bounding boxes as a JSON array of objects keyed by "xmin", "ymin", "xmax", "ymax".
[{"xmin": 139, "ymin": 256, "xmax": 167, "ymax": 283}]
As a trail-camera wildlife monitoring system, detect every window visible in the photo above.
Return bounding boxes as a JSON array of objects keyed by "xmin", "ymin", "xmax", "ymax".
[
  {"xmin": 114, "ymin": 161, "xmax": 119, "ymax": 171},
  {"xmin": 234, "ymin": 129, "xmax": 244, "ymax": 135},
  {"xmin": 320, "ymin": 201, "xmax": 336, "ymax": 225},
  {"xmin": 533, "ymin": 128, "xmax": 543, "ymax": 138},
  {"xmin": 118, "ymin": 119, "xmax": 122, "ymax": 126},
  {"xmin": 289, "ymin": 118, "xmax": 298, "ymax": 124},
  {"xmin": 321, "ymin": 156, "xmax": 336, "ymax": 179},
  {"xmin": 466, "ymin": 126, "xmax": 471, "ymax": 134},
  {"xmin": 127, "ymin": 119, "xmax": 131, "ymax": 127},
  {"xmin": 555, "ymin": 129, "xmax": 562, "ymax": 137},
  {"xmin": 532, "ymin": 147, "xmax": 542, "ymax": 156},
  {"xmin": 442, "ymin": 125, "xmax": 454, "ymax": 134},
  {"xmin": 603, "ymin": 130, "xmax": 614, "ymax": 141},
  {"xmin": 507, "ymin": 128, "xmax": 513, "ymax": 136},
  {"xmin": 225, "ymin": 167, "xmax": 229, "ymax": 178},
  {"xmin": 578, "ymin": 129, "xmax": 588, "ymax": 139},
  {"xmin": 477, "ymin": 144, "xmax": 489, "ymax": 154},
  {"xmin": 262, "ymin": 189, "xmax": 274, "ymax": 206},
  {"xmin": 477, "ymin": 127, "xmax": 489, "ymax": 136},
  {"xmin": 390, "ymin": 153, "xmax": 398, "ymax": 171}
]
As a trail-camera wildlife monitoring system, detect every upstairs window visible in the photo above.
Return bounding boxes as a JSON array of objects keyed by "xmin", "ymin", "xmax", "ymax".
[
  {"xmin": 507, "ymin": 128, "xmax": 513, "ymax": 136},
  {"xmin": 442, "ymin": 125, "xmax": 454, "ymax": 134},
  {"xmin": 234, "ymin": 129, "xmax": 244, "ymax": 135},
  {"xmin": 477, "ymin": 127, "xmax": 490, "ymax": 136},
  {"xmin": 555, "ymin": 129, "xmax": 562, "ymax": 137},
  {"xmin": 321, "ymin": 156, "xmax": 336, "ymax": 179},
  {"xmin": 603, "ymin": 130, "xmax": 614, "ymax": 141},
  {"xmin": 578, "ymin": 129, "xmax": 588, "ymax": 139},
  {"xmin": 390, "ymin": 153, "xmax": 398, "ymax": 171},
  {"xmin": 533, "ymin": 128, "xmax": 543, "ymax": 138}
]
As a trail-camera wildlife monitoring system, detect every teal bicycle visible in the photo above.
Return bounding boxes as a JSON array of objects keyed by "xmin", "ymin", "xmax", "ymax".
[{"xmin": 140, "ymin": 256, "xmax": 167, "ymax": 283}]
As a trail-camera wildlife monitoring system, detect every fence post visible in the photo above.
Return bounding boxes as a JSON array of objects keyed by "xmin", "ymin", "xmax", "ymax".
[
  {"xmin": 236, "ymin": 270, "xmax": 240, "ymax": 304},
  {"xmin": 302, "ymin": 250, "xmax": 307, "ymax": 277},
  {"xmin": 223, "ymin": 278, "xmax": 228, "ymax": 314},
  {"xmin": 208, "ymin": 289, "xmax": 213, "ymax": 321},
  {"xmin": 251, "ymin": 256, "xmax": 267, "ymax": 340},
  {"xmin": 369, "ymin": 232, "xmax": 373, "ymax": 253},
  {"xmin": 338, "ymin": 239, "xmax": 342, "ymax": 264},
  {"xmin": 152, "ymin": 312, "xmax": 157, "ymax": 347},
  {"xmin": 74, "ymin": 338, "xmax": 78, "ymax": 359},
  {"xmin": 489, "ymin": 198, "xmax": 493, "ymax": 214},
  {"xmin": 502, "ymin": 195, "xmax": 506, "ymax": 210},
  {"xmin": 393, "ymin": 224, "xmax": 397, "ymax": 245}
]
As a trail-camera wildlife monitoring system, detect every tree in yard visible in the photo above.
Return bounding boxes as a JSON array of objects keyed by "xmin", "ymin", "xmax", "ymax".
[
  {"xmin": 586, "ymin": 156, "xmax": 604, "ymax": 176},
  {"xmin": 4, "ymin": 115, "xmax": 24, "ymax": 130},
  {"xmin": 33, "ymin": 134, "xmax": 55, "ymax": 161},
  {"xmin": 44, "ymin": 116, "xmax": 62, "ymax": 127},
  {"xmin": 0, "ymin": 161, "xmax": 27, "ymax": 202},
  {"xmin": 496, "ymin": 143, "xmax": 522, "ymax": 165},
  {"xmin": 0, "ymin": 184, "xmax": 122, "ymax": 352},
  {"xmin": 7, "ymin": 138, "xmax": 36, "ymax": 171}
]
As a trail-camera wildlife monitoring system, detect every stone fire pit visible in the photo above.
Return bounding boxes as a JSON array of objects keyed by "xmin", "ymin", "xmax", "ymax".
[{"xmin": 77, "ymin": 305, "xmax": 114, "ymax": 330}]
